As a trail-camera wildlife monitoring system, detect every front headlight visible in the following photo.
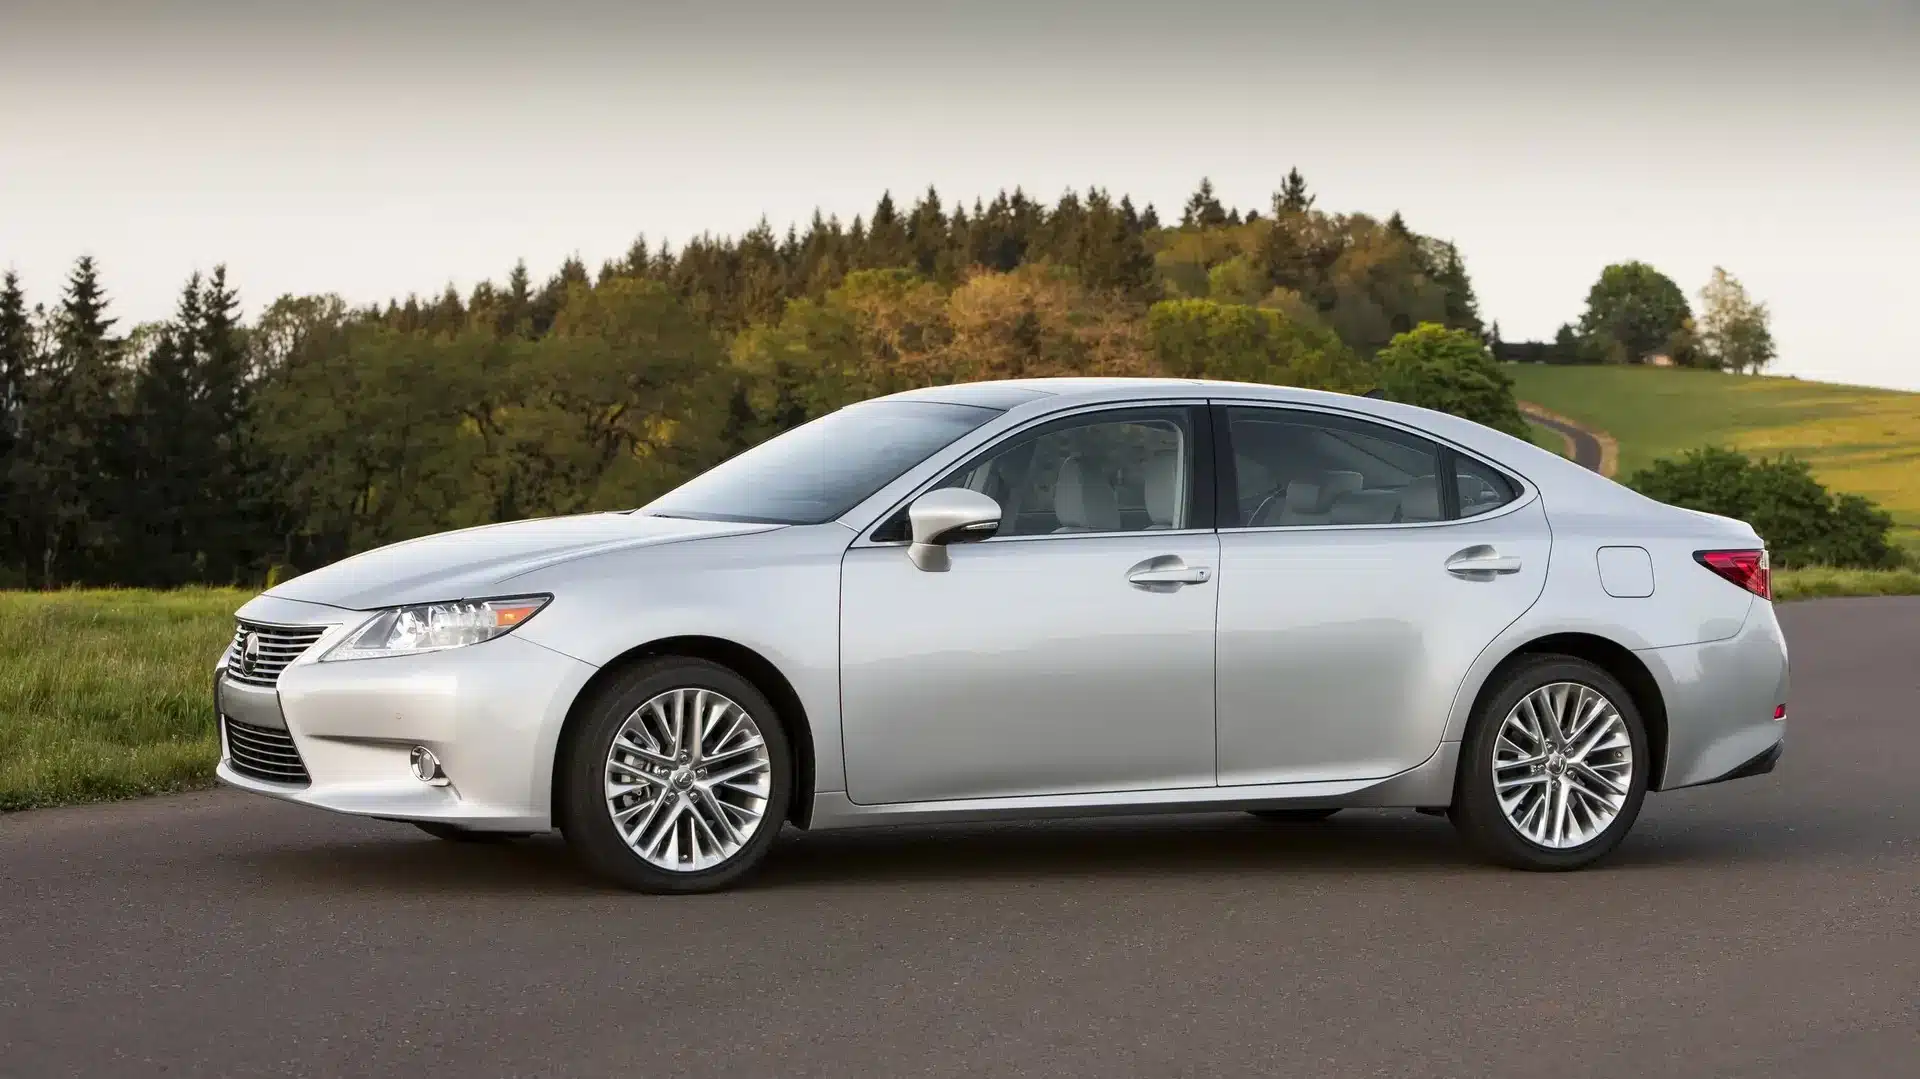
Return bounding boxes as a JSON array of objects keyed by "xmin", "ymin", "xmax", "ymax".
[{"xmin": 321, "ymin": 595, "xmax": 551, "ymax": 661}]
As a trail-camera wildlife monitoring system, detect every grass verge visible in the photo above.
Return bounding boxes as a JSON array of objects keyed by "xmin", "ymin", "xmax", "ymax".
[
  {"xmin": 0, "ymin": 589, "xmax": 243, "ymax": 811},
  {"xmin": 1771, "ymin": 566, "xmax": 1920, "ymax": 602}
]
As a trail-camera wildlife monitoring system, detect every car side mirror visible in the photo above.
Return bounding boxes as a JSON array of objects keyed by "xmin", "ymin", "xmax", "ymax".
[{"xmin": 907, "ymin": 489, "xmax": 1001, "ymax": 572}]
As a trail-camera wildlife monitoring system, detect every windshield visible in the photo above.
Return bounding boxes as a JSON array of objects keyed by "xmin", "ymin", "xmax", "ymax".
[{"xmin": 644, "ymin": 400, "xmax": 1001, "ymax": 525}]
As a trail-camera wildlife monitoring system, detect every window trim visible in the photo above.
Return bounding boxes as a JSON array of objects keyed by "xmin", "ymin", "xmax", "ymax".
[
  {"xmin": 858, "ymin": 400, "xmax": 1217, "ymax": 546},
  {"xmin": 1209, "ymin": 401, "xmax": 1534, "ymax": 533}
]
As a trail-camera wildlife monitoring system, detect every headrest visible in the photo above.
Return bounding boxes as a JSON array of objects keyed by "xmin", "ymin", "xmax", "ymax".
[
  {"xmin": 1054, "ymin": 456, "xmax": 1120, "ymax": 531},
  {"xmin": 1399, "ymin": 474, "xmax": 1441, "ymax": 522},
  {"xmin": 1283, "ymin": 481, "xmax": 1323, "ymax": 515},
  {"xmin": 1143, "ymin": 451, "xmax": 1180, "ymax": 528},
  {"xmin": 1328, "ymin": 490, "xmax": 1402, "ymax": 525}
]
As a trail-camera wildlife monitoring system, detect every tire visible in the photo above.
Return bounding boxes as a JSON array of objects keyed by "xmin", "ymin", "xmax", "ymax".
[
  {"xmin": 559, "ymin": 657, "xmax": 792, "ymax": 894},
  {"xmin": 412, "ymin": 822, "xmax": 530, "ymax": 843},
  {"xmin": 1451, "ymin": 654, "xmax": 1649, "ymax": 871},
  {"xmin": 1247, "ymin": 808, "xmax": 1341, "ymax": 823}
]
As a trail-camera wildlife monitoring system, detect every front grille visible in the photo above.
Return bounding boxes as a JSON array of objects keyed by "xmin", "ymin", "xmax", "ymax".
[
  {"xmin": 222, "ymin": 717, "xmax": 311, "ymax": 785},
  {"xmin": 226, "ymin": 621, "xmax": 330, "ymax": 688}
]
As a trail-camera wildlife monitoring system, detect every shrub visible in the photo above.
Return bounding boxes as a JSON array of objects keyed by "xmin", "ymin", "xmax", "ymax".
[
  {"xmin": 1628, "ymin": 446, "xmax": 1901, "ymax": 569},
  {"xmin": 1375, "ymin": 323, "xmax": 1529, "ymax": 438}
]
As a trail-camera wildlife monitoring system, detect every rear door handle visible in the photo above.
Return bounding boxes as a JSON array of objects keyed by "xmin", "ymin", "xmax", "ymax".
[
  {"xmin": 1129, "ymin": 566, "xmax": 1212, "ymax": 585},
  {"xmin": 1446, "ymin": 546, "xmax": 1522, "ymax": 577},
  {"xmin": 1127, "ymin": 557, "xmax": 1212, "ymax": 587}
]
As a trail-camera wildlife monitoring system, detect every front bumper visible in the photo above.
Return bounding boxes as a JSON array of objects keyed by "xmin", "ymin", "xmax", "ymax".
[{"xmin": 215, "ymin": 632, "xmax": 599, "ymax": 832}]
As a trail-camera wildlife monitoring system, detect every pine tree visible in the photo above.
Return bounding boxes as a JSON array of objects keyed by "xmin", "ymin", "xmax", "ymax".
[
  {"xmin": 127, "ymin": 275, "xmax": 205, "ymax": 585},
  {"xmin": 531, "ymin": 256, "xmax": 588, "ymax": 336},
  {"xmin": 1038, "ymin": 190, "xmax": 1087, "ymax": 263},
  {"xmin": 1273, "ymin": 168, "xmax": 1315, "ymax": 215},
  {"xmin": 499, "ymin": 260, "xmax": 533, "ymax": 336},
  {"xmin": 906, "ymin": 186, "xmax": 948, "ymax": 276},
  {"xmin": 1073, "ymin": 189, "xmax": 1155, "ymax": 300},
  {"xmin": 0, "ymin": 272, "xmax": 34, "ymax": 578},
  {"xmin": 621, "ymin": 235, "xmax": 653, "ymax": 278},
  {"xmin": 865, "ymin": 191, "xmax": 911, "ymax": 269},
  {"xmin": 28, "ymin": 256, "xmax": 124, "ymax": 584},
  {"xmin": 1430, "ymin": 242, "xmax": 1484, "ymax": 336},
  {"xmin": 938, "ymin": 202, "xmax": 973, "ymax": 282},
  {"xmin": 1182, "ymin": 178, "xmax": 1227, "ymax": 228},
  {"xmin": 197, "ymin": 265, "xmax": 260, "ymax": 581},
  {"xmin": 1258, "ymin": 216, "xmax": 1311, "ymax": 294}
]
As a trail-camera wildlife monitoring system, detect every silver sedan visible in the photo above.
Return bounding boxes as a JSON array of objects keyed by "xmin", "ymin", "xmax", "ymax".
[{"xmin": 215, "ymin": 378, "xmax": 1789, "ymax": 892}]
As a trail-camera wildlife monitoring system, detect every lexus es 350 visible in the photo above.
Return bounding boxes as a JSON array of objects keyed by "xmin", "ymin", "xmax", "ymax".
[{"xmin": 215, "ymin": 378, "xmax": 1788, "ymax": 892}]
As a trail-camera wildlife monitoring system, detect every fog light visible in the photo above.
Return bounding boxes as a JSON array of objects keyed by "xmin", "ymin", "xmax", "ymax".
[{"xmin": 409, "ymin": 746, "xmax": 448, "ymax": 786}]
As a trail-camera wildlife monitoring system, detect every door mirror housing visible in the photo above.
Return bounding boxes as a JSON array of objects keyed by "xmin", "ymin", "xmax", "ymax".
[{"xmin": 906, "ymin": 489, "xmax": 1001, "ymax": 571}]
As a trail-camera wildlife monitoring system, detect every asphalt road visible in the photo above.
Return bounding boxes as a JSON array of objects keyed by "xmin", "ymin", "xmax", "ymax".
[
  {"xmin": 4, "ymin": 598, "xmax": 1918, "ymax": 1079},
  {"xmin": 1521, "ymin": 407, "xmax": 1605, "ymax": 472}
]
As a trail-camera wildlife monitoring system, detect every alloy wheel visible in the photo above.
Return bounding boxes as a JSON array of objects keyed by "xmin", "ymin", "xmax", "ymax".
[
  {"xmin": 1492, "ymin": 681, "xmax": 1634, "ymax": 849},
  {"xmin": 603, "ymin": 687, "xmax": 773, "ymax": 872}
]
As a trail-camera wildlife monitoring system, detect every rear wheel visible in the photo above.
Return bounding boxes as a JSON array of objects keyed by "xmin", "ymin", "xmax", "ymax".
[
  {"xmin": 1451, "ymin": 655, "xmax": 1648, "ymax": 871},
  {"xmin": 1247, "ymin": 808, "xmax": 1341, "ymax": 823},
  {"xmin": 559, "ymin": 657, "xmax": 790, "ymax": 894}
]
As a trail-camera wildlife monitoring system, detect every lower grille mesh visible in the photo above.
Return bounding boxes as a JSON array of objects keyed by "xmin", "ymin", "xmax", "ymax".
[{"xmin": 223, "ymin": 717, "xmax": 311, "ymax": 786}]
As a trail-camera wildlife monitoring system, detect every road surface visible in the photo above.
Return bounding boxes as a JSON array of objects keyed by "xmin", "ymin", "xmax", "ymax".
[{"xmin": 4, "ymin": 598, "xmax": 1917, "ymax": 1078}]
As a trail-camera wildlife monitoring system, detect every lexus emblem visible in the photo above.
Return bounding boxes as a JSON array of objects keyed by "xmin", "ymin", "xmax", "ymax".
[{"xmin": 239, "ymin": 632, "xmax": 261, "ymax": 677}]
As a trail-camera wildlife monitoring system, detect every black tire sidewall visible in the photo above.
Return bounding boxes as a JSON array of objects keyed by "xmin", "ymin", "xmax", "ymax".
[
  {"xmin": 1454, "ymin": 656, "xmax": 1649, "ymax": 871},
  {"xmin": 561, "ymin": 657, "xmax": 792, "ymax": 893}
]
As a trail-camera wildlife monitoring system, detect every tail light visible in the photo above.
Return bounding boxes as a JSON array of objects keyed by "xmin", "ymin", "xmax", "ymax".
[{"xmin": 1695, "ymin": 549, "xmax": 1771, "ymax": 600}]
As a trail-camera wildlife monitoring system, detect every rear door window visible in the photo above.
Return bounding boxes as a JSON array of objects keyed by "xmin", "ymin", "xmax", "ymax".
[{"xmin": 1220, "ymin": 407, "xmax": 1446, "ymax": 527}]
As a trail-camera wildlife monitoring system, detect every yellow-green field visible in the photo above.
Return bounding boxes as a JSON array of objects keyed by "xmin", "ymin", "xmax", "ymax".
[{"xmin": 1508, "ymin": 364, "xmax": 1920, "ymax": 556}]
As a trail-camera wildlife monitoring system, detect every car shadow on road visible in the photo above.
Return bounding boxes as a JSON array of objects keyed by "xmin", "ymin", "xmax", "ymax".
[{"xmin": 227, "ymin": 808, "xmax": 1803, "ymax": 896}]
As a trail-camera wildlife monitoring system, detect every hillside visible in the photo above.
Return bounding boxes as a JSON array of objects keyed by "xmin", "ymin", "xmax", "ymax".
[{"xmin": 1507, "ymin": 364, "xmax": 1920, "ymax": 555}]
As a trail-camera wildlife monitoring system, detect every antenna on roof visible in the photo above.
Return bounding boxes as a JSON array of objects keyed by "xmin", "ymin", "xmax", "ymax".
[{"xmin": 1363, "ymin": 388, "xmax": 1386, "ymax": 399}]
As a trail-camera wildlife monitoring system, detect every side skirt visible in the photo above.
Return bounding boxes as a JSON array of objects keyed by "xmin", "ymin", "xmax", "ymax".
[{"xmin": 806, "ymin": 742, "xmax": 1460, "ymax": 831}]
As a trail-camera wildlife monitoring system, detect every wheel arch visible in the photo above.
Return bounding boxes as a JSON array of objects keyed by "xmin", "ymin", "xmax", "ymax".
[
  {"xmin": 1463, "ymin": 632, "xmax": 1671, "ymax": 791},
  {"xmin": 550, "ymin": 635, "xmax": 818, "ymax": 830}
]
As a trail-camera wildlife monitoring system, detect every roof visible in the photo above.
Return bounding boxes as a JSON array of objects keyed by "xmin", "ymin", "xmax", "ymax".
[{"xmin": 881, "ymin": 376, "xmax": 1360, "ymax": 410}]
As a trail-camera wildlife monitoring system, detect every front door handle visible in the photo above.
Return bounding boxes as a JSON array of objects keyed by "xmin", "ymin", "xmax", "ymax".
[
  {"xmin": 1446, "ymin": 545, "xmax": 1523, "ymax": 577},
  {"xmin": 1127, "ymin": 557, "xmax": 1212, "ymax": 589}
]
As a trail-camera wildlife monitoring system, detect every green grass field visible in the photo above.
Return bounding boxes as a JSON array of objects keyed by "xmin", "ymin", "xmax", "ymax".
[
  {"xmin": 1508, "ymin": 364, "xmax": 1920, "ymax": 556},
  {"xmin": 4, "ymin": 574, "xmax": 1918, "ymax": 811},
  {"xmin": 0, "ymin": 589, "xmax": 242, "ymax": 811}
]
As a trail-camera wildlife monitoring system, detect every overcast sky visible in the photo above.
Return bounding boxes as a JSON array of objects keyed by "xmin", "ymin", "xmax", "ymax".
[{"xmin": 3, "ymin": 0, "xmax": 1916, "ymax": 388}]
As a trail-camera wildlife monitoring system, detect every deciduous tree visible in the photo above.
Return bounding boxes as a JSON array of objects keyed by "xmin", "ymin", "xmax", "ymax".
[
  {"xmin": 1696, "ymin": 266, "xmax": 1775, "ymax": 374},
  {"xmin": 1576, "ymin": 261, "xmax": 1690, "ymax": 364},
  {"xmin": 1375, "ymin": 322, "xmax": 1529, "ymax": 438}
]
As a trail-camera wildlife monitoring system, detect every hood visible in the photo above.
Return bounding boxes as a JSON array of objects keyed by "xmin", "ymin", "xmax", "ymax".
[{"xmin": 264, "ymin": 513, "xmax": 781, "ymax": 610}]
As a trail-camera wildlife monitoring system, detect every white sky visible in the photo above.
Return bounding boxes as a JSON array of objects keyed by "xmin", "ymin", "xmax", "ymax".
[{"xmin": 3, "ymin": 0, "xmax": 1917, "ymax": 388}]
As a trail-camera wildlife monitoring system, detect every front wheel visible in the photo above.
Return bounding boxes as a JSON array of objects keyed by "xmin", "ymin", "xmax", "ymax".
[
  {"xmin": 559, "ymin": 658, "xmax": 791, "ymax": 894},
  {"xmin": 1451, "ymin": 655, "xmax": 1649, "ymax": 871}
]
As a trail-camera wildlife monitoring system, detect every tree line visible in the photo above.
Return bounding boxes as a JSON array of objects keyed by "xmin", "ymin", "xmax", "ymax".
[
  {"xmin": 1493, "ymin": 261, "xmax": 1775, "ymax": 372},
  {"xmin": 2, "ymin": 173, "xmax": 1509, "ymax": 588}
]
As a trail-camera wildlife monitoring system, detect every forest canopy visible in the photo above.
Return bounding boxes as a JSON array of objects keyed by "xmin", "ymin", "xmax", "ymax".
[{"xmin": 0, "ymin": 175, "xmax": 1496, "ymax": 588}]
